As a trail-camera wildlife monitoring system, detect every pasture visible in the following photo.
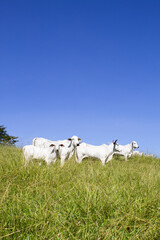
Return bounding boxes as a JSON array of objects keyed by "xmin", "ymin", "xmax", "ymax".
[{"xmin": 0, "ymin": 146, "xmax": 160, "ymax": 239}]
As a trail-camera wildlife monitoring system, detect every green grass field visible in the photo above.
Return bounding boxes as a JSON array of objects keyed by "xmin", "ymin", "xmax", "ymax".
[{"xmin": 0, "ymin": 146, "xmax": 160, "ymax": 239}]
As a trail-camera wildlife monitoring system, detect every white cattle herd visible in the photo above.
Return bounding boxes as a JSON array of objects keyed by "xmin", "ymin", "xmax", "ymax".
[{"xmin": 23, "ymin": 136, "xmax": 151, "ymax": 167}]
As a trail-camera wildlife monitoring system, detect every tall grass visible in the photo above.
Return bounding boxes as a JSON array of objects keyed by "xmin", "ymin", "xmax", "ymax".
[{"xmin": 0, "ymin": 145, "xmax": 160, "ymax": 239}]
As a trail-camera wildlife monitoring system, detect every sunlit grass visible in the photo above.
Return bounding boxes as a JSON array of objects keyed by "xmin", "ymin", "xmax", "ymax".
[{"xmin": 0, "ymin": 145, "xmax": 160, "ymax": 239}]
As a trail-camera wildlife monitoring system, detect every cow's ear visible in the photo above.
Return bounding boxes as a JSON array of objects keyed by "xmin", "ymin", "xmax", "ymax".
[
  {"xmin": 60, "ymin": 144, "xmax": 65, "ymax": 147},
  {"xmin": 78, "ymin": 138, "xmax": 81, "ymax": 141},
  {"xmin": 50, "ymin": 144, "xmax": 55, "ymax": 147},
  {"xmin": 68, "ymin": 138, "xmax": 72, "ymax": 141}
]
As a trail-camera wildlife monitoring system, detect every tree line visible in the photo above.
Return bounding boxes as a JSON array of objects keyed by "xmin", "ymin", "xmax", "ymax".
[{"xmin": 0, "ymin": 125, "xmax": 18, "ymax": 145}]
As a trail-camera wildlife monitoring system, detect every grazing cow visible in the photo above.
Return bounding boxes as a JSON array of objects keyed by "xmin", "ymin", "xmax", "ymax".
[
  {"xmin": 112, "ymin": 141, "xmax": 139, "ymax": 161},
  {"xmin": 75, "ymin": 140, "xmax": 119, "ymax": 165},
  {"xmin": 131, "ymin": 151, "xmax": 154, "ymax": 157},
  {"xmin": 130, "ymin": 150, "xmax": 143, "ymax": 157},
  {"xmin": 145, "ymin": 153, "xmax": 154, "ymax": 157},
  {"xmin": 23, "ymin": 143, "xmax": 61, "ymax": 166},
  {"xmin": 32, "ymin": 136, "xmax": 82, "ymax": 166}
]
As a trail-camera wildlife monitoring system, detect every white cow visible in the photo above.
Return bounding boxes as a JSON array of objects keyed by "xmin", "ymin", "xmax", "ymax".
[
  {"xmin": 145, "ymin": 154, "xmax": 154, "ymax": 157},
  {"xmin": 23, "ymin": 143, "xmax": 61, "ymax": 166},
  {"xmin": 75, "ymin": 140, "xmax": 119, "ymax": 165},
  {"xmin": 32, "ymin": 137, "xmax": 54, "ymax": 148},
  {"xmin": 33, "ymin": 136, "xmax": 81, "ymax": 148},
  {"xmin": 131, "ymin": 151, "xmax": 154, "ymax": 157},
  {"xmin": 130, "ymin": 150, "xmax": 143, "ymax": 157},
  {"xmin": 112, "ymin": 141, "xmax": 139, "ymax": 161},
  {"xmin": 32, "ymin": 136, "xmax": 82, "ymax": 166}
]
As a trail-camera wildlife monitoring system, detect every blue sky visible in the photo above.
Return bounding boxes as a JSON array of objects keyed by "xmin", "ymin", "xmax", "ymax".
[{"xmin": 1, "ymin": 0, "xmax": 160, "ymax": 155}]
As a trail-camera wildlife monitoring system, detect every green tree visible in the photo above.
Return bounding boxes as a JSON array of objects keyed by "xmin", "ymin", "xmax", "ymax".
[{"xmin": 0, "ymin": 125, "xmax": 18, "ymax": 145}]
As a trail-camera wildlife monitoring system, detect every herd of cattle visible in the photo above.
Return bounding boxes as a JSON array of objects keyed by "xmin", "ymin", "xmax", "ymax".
[{"xmin": 23, "ymin": 136, "xmax": 153, "ymax": 167}]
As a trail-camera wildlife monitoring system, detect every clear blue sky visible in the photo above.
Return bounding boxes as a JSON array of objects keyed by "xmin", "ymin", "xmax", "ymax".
[{"xmin": 1, "ymin": 0, "xmax": 160, "ymax": 156}]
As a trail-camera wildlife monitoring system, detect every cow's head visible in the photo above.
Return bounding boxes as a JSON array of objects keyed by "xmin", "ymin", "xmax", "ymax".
[
  {"xmin": 68, "ymin": 136, "xmax": 82, "ymax": 147},
  {"xmin": 132, "ymin": 141, "xmax": 139, "ymax": 149}
]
